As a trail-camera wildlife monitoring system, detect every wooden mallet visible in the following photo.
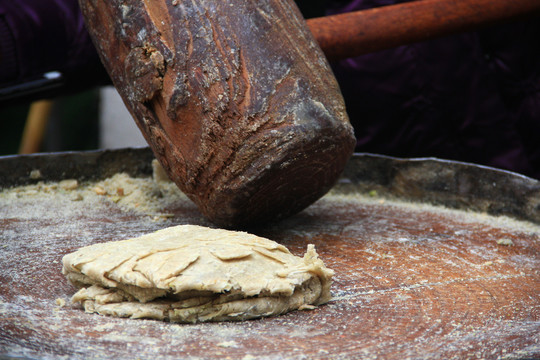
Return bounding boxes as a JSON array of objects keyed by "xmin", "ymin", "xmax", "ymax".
[{"xmin": 79, "ymin": 0, "xmax": 539, "ymax": 228}]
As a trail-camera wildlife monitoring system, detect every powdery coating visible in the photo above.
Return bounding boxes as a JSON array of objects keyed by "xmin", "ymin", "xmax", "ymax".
[
  {"xmin": 62, "ymin": 225, "xmax": 334, "ymax": 323},
  {"xmin": 2, "ymin": 169, "xmax": 539, "ymax": 359}
]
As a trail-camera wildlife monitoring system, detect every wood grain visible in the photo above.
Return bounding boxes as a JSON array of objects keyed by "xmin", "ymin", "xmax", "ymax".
[
  {"xmin": 1, "ymin": 153, "xmax": 538, "ymax": 359},
  {"xmin": 79, "ymin": 0, "xmax": 355, "ymax": 228}
]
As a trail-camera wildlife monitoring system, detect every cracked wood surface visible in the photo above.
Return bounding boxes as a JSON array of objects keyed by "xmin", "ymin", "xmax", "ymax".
[
  {"xmin": 1, "ymin": 168, "xmax": 538, "ymax": 359},
  {"xmin": 79, "ymin": 0, "xmax": 355, "ymax": 228}
]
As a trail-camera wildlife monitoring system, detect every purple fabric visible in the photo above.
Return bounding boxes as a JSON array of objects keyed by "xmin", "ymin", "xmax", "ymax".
[
  {"xmin": 0, "ymin": 0, "xmax": 106, "ymax": 89},
  {"xmin": 327, "ymin": 0, "xmax": 540, "ymax": 179}
]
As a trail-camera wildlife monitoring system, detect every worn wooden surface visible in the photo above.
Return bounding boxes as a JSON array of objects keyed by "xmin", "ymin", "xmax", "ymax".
[
  {"xmin": 79, "ymin": 0, "xmax": 355, "ymax": 228},
  {"xmin": 1, "ymin": 151, "xmax": 539, "ymax": 359}
]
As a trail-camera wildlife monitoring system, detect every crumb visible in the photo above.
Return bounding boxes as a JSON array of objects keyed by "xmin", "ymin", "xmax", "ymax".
[
  {"xmin": 217, "ymin": 341, "xmax": 238, "ymax": 348},
  {"xmin": 55, "ymin": 298, "xmax": 66, "ymax": 307},
  {"xmin": 29, "ymin": 169, "xmax": 42, "ymax": 180},
  {"xmin": 93, "ymin": 186, "xmax": 107, "ymax": 195},
  {"xmin": 59, "ymin": 179, "xmax": 78, "ymax": 191},
  {"xmin": 152, "ymin": 159, "xmax": 170, "ymax": 183},
  {"xmin": 71, "ymin": 193, "xmax": 83, "ymax": 201},
  {"xmin": 152, "ymin": 214, "xmax": 174, "ymax": 222},
  {"xmin": 496, "ymin": 238, "xmax": 514, "ymax": 246}
]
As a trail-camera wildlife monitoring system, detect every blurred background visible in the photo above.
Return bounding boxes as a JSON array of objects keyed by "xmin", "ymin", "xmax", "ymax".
[{"xmin": 0, "ymin": 87, "xmax": 146, "ymax": 155}]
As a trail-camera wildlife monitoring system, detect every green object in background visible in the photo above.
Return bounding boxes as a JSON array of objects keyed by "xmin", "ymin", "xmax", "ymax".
[
  {"xmin": 44, "ymin": 89, "xmax": 100, "ymax": 153},
  {"xmin": 0, "ymin": 89, "xmax": 99, "ymax": 155},
  {"xmin": 0, "ymin": 102, "xmax": 28, "ymax": 155}
]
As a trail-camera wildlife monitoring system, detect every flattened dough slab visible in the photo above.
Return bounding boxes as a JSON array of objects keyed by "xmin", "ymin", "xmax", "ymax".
[{"xmin": 62, "ymin": 225, "xmax": 333, "ymax": 323}]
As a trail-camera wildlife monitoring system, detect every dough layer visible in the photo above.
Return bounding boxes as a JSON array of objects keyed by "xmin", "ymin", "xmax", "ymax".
[{"xmin": 62, "ymin": 225, "xmax": 333, "ymax": 323}]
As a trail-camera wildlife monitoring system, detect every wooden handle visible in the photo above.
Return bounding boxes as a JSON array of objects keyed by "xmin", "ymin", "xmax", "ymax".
[{"xmin": 307, "ymin": 0, "xmax": 540, "ymax": 61}]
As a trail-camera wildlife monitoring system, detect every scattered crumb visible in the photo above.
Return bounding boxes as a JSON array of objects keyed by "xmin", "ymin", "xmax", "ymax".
[
  {"xmin": 217, "ymin": 341, "xmax": 238, "ymax": 348},
  {"xmin": 152, "ymin": 159, "xmax": 170, "ymax": 183},
  {"xmin": 496, "ymin": 238, "xmax": 514, "ymax": 246},
  {"xmin": 29, "ymin": 169, "xmax": 42, "ymax": 180},
  {"xmin": 152, "ymin": 214, "xmax": 175, "ymax": 222},
  {"xmin": 59, "ymin": 179, "xmax": 78, "ymax": 191},
  {"xmin": 93, "ymin": 173, "xmax": 187, "ymax": 216},
  {"xmin": 55, "ymin": 298, "xmax": 66, "ymax": 307},
  {"xmin": 93, "ymin": 186, "xmax": 107, "ymax": 195},
  {"xmin": 70, "ymin": 193, "xmax": 83, "ymax": 201}
]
